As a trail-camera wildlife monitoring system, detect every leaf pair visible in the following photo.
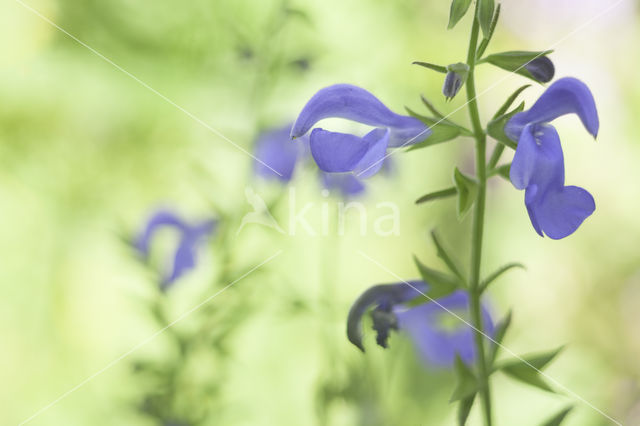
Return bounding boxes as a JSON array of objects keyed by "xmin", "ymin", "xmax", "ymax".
[
  {"xmin": 496, "ymin": 346, "xmax": 564, "ymax": 393},
  {"xmin": 415, "ymin": 168, "xmax": 478, "ymax": 220}
]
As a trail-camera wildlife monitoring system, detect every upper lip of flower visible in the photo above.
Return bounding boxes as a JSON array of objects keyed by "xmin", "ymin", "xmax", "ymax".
[
  {"xmin": 505, "ymin": 77, "xmax": 599, "ymax": 142},
  {"xmin": 135, "ymin": 210, "xmax": 217, "ymax": 288},
  {"xmin": 290, "ymin": 84, "xmax": 431, "ymax": 177},
  {"xmin": 346, "ymin": 282, "xmax": 426, "ymax": 352}
]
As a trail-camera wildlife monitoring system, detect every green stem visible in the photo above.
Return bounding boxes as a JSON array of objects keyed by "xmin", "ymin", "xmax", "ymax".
[{"xmin": 465, "ymin": 6, "xmax": 493, "ymax": 426}]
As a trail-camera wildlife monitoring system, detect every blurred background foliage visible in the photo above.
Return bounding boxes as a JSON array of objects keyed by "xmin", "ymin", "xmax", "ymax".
[{"xmin": 1, "ymin": 0, "xmax": 640, "ymax": 425}]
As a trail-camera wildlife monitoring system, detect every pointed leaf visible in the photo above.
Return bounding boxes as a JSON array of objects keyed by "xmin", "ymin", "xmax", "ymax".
[
  {"xmin": 431, "ymin": 229, "xmax": 466, "ymax": 282},
  {"xmin": 540, "ymin": 406, "xmax": 574, "ymax": 426},
  {"xmin": 493, "ymin": 84, "xmax": 531, "ymax": 119},
  {"xmin": 421, "ymin": 95, "xmax": 446, "ymax": 119},
  {"xmin": 416, "ymin": 187, "xmax": 457, "ymax": 205},
  {"xmin": 454, "ymin": 168, "xmax": 479, "ymax": 219},
  {"xmin": 410, "ymin": 256, "xmax": 460, "ymax": 306},
  {"xmin": 492, "ymin": 164, "xmax": 511, "ymax": 181},
  {"xmin": 488, "ymin": 310, "xmax": 512, "ymax": 365},
  {"xmin": 480, "ymin": 262, "xmax": 525, "ymax": 292},
  {"xmin": 448, "ymin": 0, "xmax": 473, "ymax": 30},
  {"xmin": 522, "ymin": 346, "xmax": 565, "ymax": 370},
  {"xmin": 498, "ymin": 347, "xmax": 564, "ymax": 393},
  {"xmin": 408, "ymin": 108, "xmax": 473, "ymax": 136},
  {"xmin": 487, "ymin": 102, "xmax": 524, "ymax": 150},
  {"xmin": 451, "ymin": 355, "xmax": 478, "ymax": 402},
  {"xmin": 481, "ymin": 50, "xmax": 554, "ymax": 82},
  {"xmin": 501, "ymin": 364, "xmax": 555, "ymax": 392},
  {"xmin": 413, "ymin": 61, "xmax": 448, "ymax": 74},
  {"xmin": 476, "ymin": 3, "xmax": 501, "ymax": 58},
  {"xmin": 458, "ymin": 395, "xmax": 476, "ymax": 426},
  {"xmin": 405, "ymin": 108, "xmax": 468, "ymax": 150},
  {"xmin": 477, "ymin": 0, "xmax": 495, "ymax": 39}
]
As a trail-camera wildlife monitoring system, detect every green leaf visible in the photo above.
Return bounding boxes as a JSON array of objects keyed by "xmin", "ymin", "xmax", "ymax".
[
  {"xmin": 500, "ymin": 364, "xmax": 555, "ymax": 392},
  {"xmin": 415, "ymin": 187, "xmax": 457, "ymax": 205},
  {"xmin": 477, "ymin": 0, "xmax": 495, "ymax": 39},
  {"xmin": 540, "ymin": 406, "xmax": 574, "ymax": 426},
  {"xmin": 522, "ymin": 346, "xmax": 565, "ymax": 370},
  {"xmin": 421, "ymin": 95, "xmax": 446, "ymax": 119},
  {"xmin": 493, "ymin": 84, "xmax": 530, "ymax": 119},
  {"xmin": 413, "ymin": 61, "xmax": 448, "ymax": 74},
  {"xmin": 458, "ymin": 395, "xmax": 475, "ymax": 426},
  {"xmin": 410, "ymin": 256, "xmax": 460, "ymax": 305},
  {"xmin": 453, "ymin": 168, "xmax": 479, "ymax": 219},
  {"xmin": 481, "ymin": 50, "xmax": 553, "ymax": 82},
  {"xmin": 431, "ymin": 229, "xmax": 465, "ymax": 281},
  {"xmin": 487, "ymin": 102, "xmax": 524, "ymax": 150},
  {"xmin": 448, "ymin": 0, "xmax": 473, "ymax": 30},
  {"xmin": 451, "ymin": 355, "xmax": 478, "ymax": 402},
  {"xmin": 491, "ymin": 163, "xmax": 511, "ymax": 181},
  {"xmin": 405, "ymin": 108, "xmax": 468, "ymax": 150},
  {"xmin": 498, "ymin": 347, "xmax": 564, "ymax": 393},
  {"xmin": 476, "ymin": 3, "xmax": 501, "ymax": 58},
  {"xmin": 480, "ymin": 262, "xmax": 525, "ymax": 292},
  {"xmin": 487, "ymin": 310, "xmax": 512, "ymax": 365}
]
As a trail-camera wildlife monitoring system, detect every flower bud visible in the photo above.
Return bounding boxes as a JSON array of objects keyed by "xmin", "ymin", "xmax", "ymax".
[
  {"xmin": 524, "ymin": 56, "xmax": 555, "ymax": 83},
  {"xmin": 443, "ymin": 62, "xmax": 470, "ymax": 101}
]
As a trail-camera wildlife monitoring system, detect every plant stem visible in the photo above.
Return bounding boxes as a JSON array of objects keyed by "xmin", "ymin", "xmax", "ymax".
[{"xmin": 465, "ymin": 6, "xmax": 493, "ymax": 426}]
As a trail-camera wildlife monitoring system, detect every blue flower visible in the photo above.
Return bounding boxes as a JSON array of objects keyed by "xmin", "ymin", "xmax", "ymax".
[
  {"xmin": 347, "ymin": 281, "xmax": 494, "ymax": 367},
  {"xmin": 254, "ymin": 124, "xmax": 308, "ymax": 182},
  {"xmin": 320, "ymin": 172, "xmax": 366, "ymax": 198},
  {"xmin": 505, "ymin": 77, "xmax": 599, "ymax": 239},
  {"xmin": 134, "ymin": 210, "xmax": 216, "ymax": 290},
  {"xmin": 253, "ymin": 123, "xmax": 371, "ymax": 198},
  {"xmin": 291, "ymin": 84, "xmax": 431, "ymax": 178}
]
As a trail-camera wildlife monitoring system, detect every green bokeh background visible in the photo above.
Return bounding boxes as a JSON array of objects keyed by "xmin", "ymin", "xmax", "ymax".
[{"xmin": 2, "ymin": 0, "xmax": 639, "ymax": 425}]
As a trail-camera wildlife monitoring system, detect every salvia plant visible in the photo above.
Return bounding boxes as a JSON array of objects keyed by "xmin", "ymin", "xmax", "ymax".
[
  {"xmin": 289, "ymin": 1, "xmax": 599, "ymax": 425},
  {"xmin": 124, "ymin": 5, "xmax": 314, "ymax": 424}
]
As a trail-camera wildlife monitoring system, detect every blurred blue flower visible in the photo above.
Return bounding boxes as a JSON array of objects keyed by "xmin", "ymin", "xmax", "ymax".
[
  {"xmin": 291, "ymin": 84, "xmax": 430, "ymax": 178},
  {"xmin": 505, "ymin": 77, "xmax": 599, "ymax": 239},
  {"xmin": 347, "ymin": 281, "xmax": 494, "ymax": 367},
  {"xmin": 254, "ymin": 123, "xmax": 372, "ymax": 198},
  {"xmin": 320, "ymin": 172, "xmax": 366, "ymax": 198},
  {"xmin": 135, "ymin": 210, "xmax": 216, "ymax": 290},
  {"xmin": 254, "ymin": 124, "xmax": 308, "ymax": 182}
]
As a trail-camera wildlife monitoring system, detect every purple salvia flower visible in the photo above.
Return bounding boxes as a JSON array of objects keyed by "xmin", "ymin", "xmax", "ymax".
[
  {"xmin": 291, "ymin": 84, "xmax": 431, "ymax": 177},
  {"xmin": 505, "ymin": 77, "xmax": 599, "ymax": 239},
  {"xmin": 347, "ymin": 281, "xmax": 494, "ymax": 367},
  {"xmin": 135, "ymin": 210, "xmax": 216, "ymax": 290},
  {"xmin": 320, "ymin": 172, "xmax": 366, "ymax": 198},
  {"xmin": 253, "ymin": 123, "xmax": 377, "ymax": 198},
  {"xmin": 254, "ymin": 124, "xmax": 308, "ymax": 182}
]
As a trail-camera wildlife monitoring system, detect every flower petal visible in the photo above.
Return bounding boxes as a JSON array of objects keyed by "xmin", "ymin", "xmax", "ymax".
[
  {"xmin": 162, "ymin": 237, "xmax": 198, "ymax": 290},
  {"xmin": 254, "ymin": 125, "xmax": 307, "ymax": 182},
  {"xmin": 135, "ymin": 210, "xmax": 187, "ymax": 257},
  {"xmin": 505, "ymin": 77, "xmax": 599, "ymax": 141},
  {"xmin": 394, "ymin": 291, "xmax": 494, "ymax": 367},
  {"xmin": 354, "ymin": 128, "xmax": 390, "ymax": 178},
  {"xmin": 320, "ymin": 172, "xmax": 366, "ymax": 197},
  {"xmin": 524, "ymin": 185, "xmax": 544, "ymax": 237},
  {"xmin": 346, "ymin": 282, "xmax": 426, "ymax": 352},
  {"xmin": 510, "ymin": 124, "xmax": 565, "ymax": 191},
  {"xmin": 534, "ymin": 185, "xmax": 595, "ymax": 239},
  {"xmin": 291, "ymin": 84, "xmax": 430, "ymax": 146},
  {"xmin": 309, "ymin": 128, "xmax": 369, "ymax": 173}
]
